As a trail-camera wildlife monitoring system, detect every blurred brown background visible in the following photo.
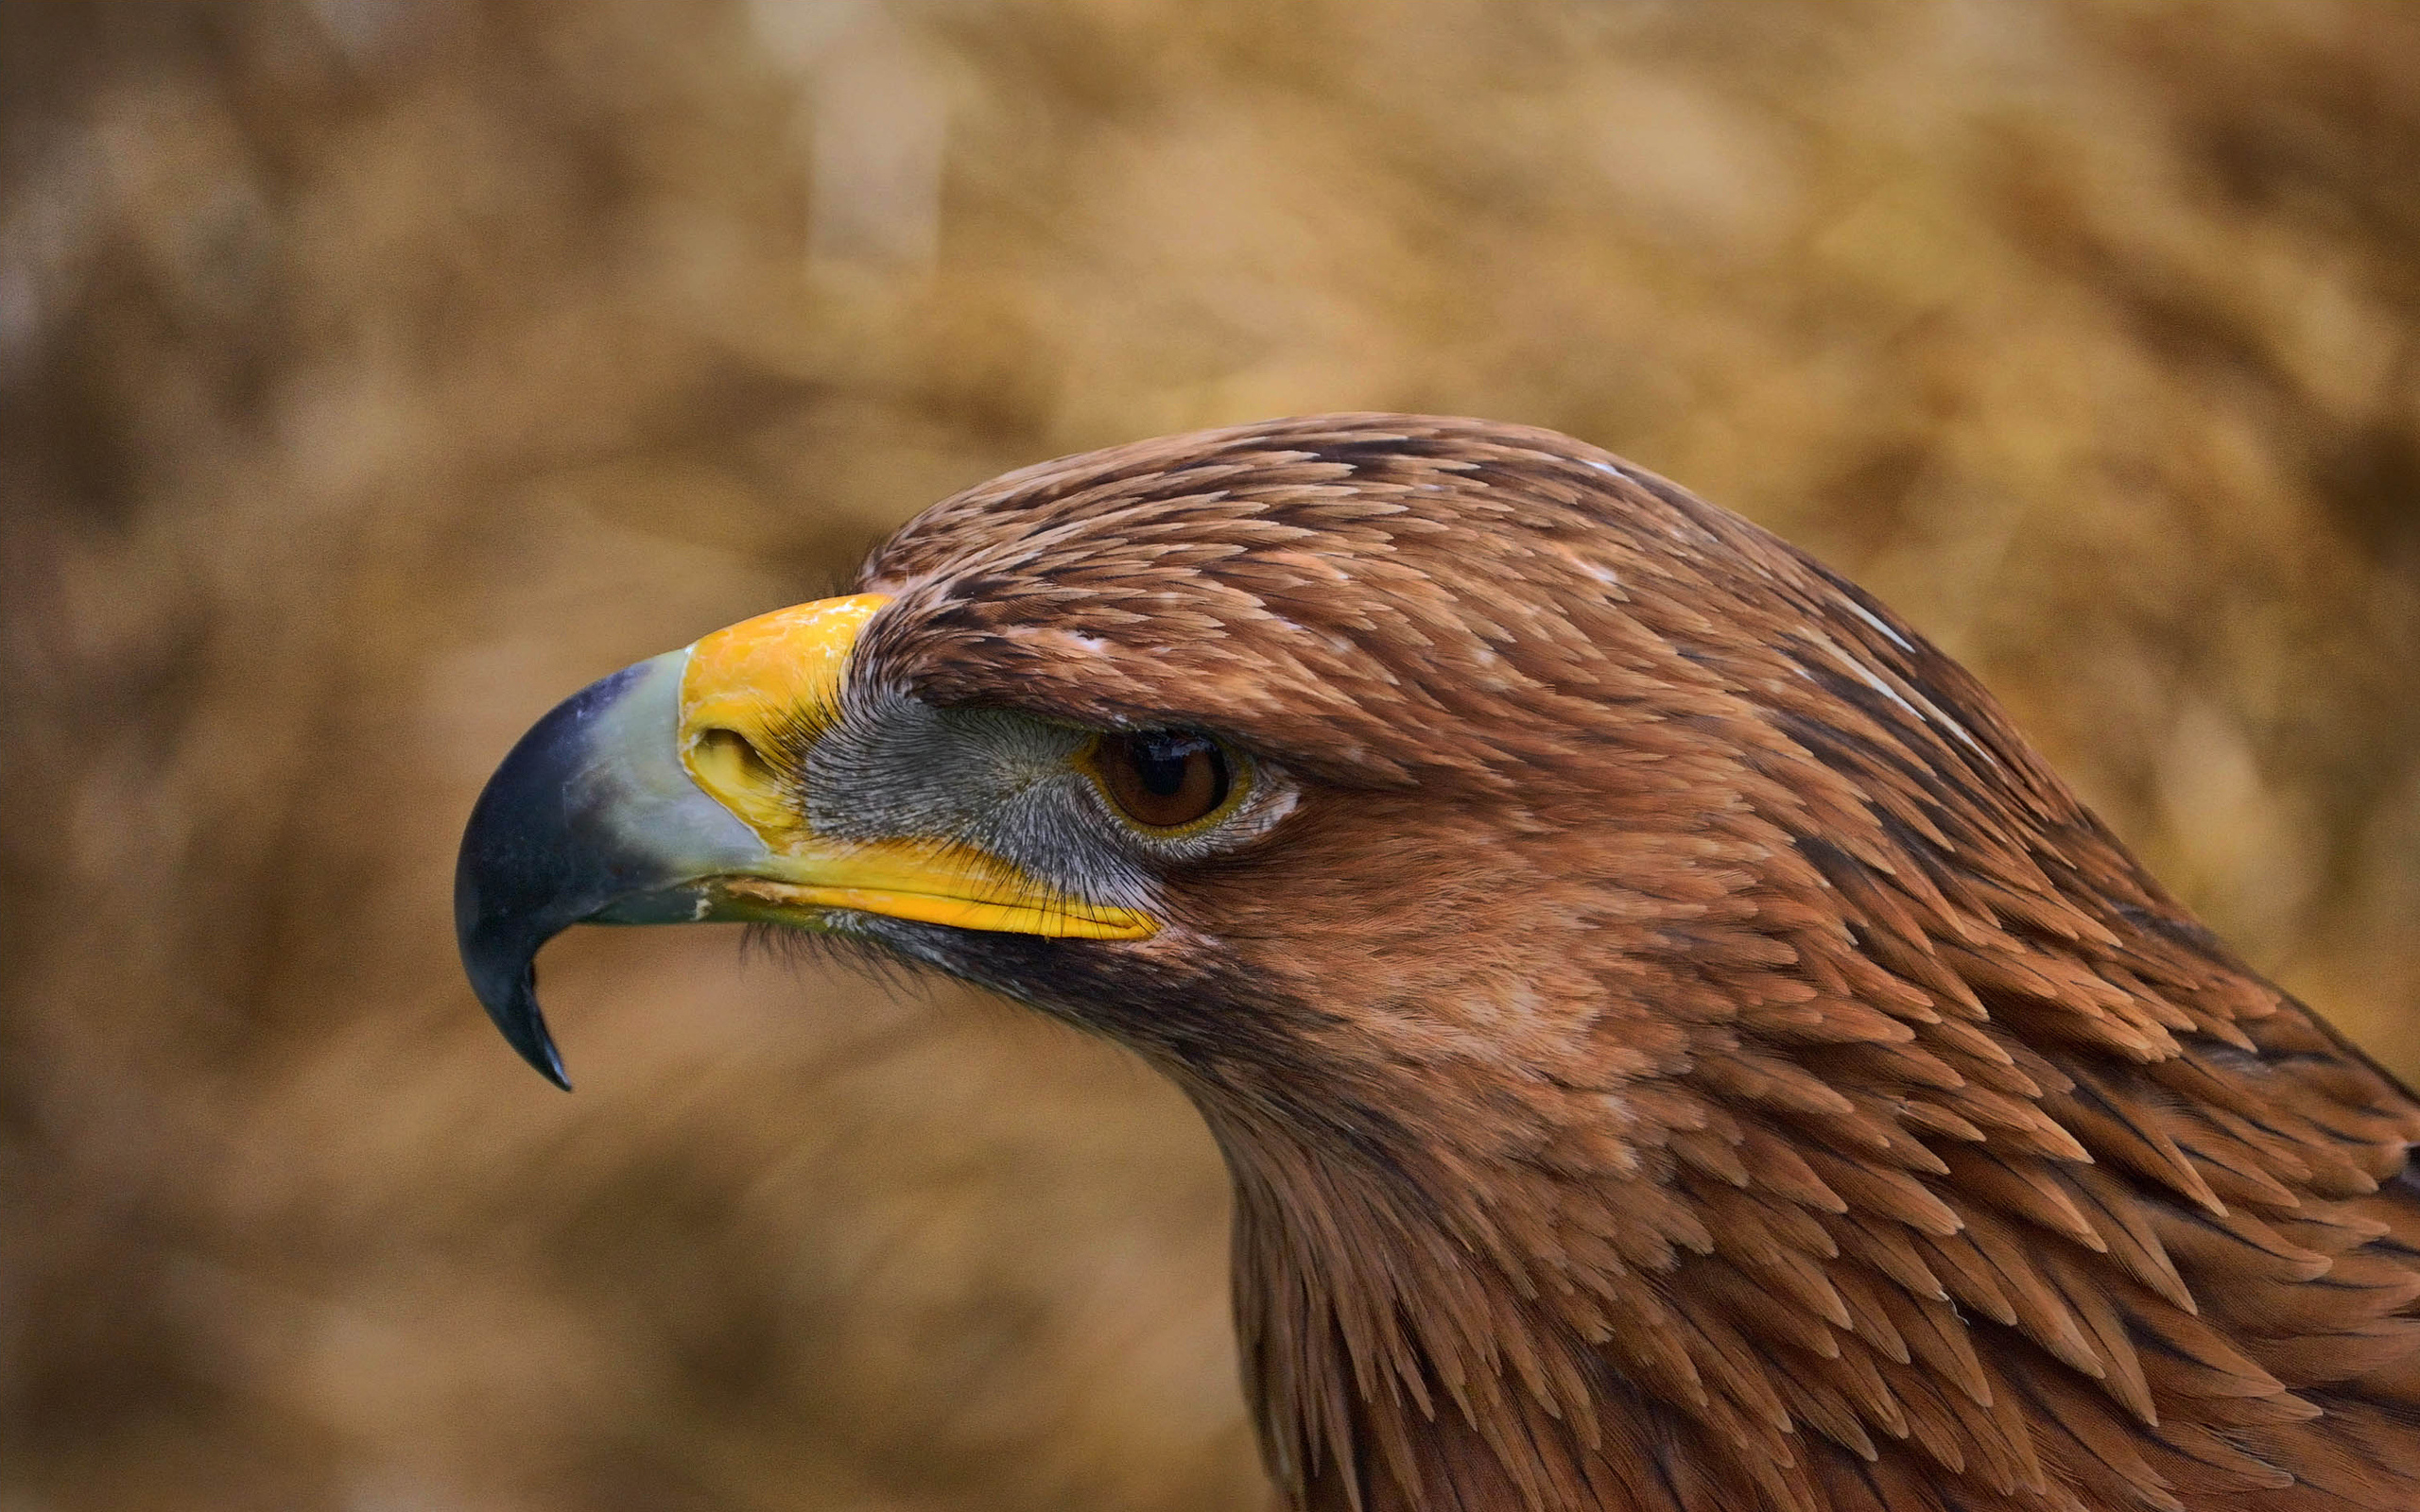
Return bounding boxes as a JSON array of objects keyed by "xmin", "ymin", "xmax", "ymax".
[{"xmin": 2, "ymin": 3, "xmax": 2416, "ymax": 1507}]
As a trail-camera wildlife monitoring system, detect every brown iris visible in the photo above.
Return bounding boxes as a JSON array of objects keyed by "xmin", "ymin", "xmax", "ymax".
[{"xmin": 1088, "ymin": 730, "xmax": 1234, "ymax": 831}]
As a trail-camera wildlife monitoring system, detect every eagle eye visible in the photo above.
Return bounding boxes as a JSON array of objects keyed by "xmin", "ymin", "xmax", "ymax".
[{"xmin": 1086, "ymin": 730, "xmax": 1236, "ymax": 832}]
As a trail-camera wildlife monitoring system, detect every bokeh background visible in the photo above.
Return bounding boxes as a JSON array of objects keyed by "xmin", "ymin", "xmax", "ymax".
[{"xmin": 3, "ymin": 2, "xmax": 2417, "ymax": 1507}]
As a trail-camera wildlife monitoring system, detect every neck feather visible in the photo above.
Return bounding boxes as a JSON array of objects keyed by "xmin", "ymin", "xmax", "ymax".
[{"xmin": 1205, "ymin": 1099, "xmax": 1798, "ymax": 1512}]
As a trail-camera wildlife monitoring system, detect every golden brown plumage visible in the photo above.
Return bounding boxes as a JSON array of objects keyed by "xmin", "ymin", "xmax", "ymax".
[{"xmin": 458, "ymin": 415, "xmax": 2420, "ymax": 1512}]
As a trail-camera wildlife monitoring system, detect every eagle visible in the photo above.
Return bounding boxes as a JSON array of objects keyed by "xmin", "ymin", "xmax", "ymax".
[{"xmin": 456, "ymin": 415, "xmax": 2420, "ymax": 1512}]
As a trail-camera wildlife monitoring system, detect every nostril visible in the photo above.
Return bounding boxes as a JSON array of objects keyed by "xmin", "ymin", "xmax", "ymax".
[{"xmin": 697, "ymin": 726, "xmax": 776, "ymax": 788}]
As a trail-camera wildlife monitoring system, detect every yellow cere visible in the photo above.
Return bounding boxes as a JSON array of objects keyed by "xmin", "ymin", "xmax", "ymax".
[{"xmin": 679, "ymin": 593, "xmax": 891, "ymax": 840}]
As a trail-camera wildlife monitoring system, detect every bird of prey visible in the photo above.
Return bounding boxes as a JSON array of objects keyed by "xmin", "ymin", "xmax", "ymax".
[{"xmin": 456, "ymin": 415, "xmax": 2420, "ymax": 1512}]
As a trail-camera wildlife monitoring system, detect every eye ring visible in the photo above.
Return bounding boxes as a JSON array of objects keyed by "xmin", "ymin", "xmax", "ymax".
[{"xmin": 1081, "ymin": 729, "xmax": 1248, "ymax": 834}]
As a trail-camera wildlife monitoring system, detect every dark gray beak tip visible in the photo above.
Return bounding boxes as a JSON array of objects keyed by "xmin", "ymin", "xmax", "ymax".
[
  {"xmin": 454, "ymin": 663, "xmax": 660, "ymax": 1092},
  {"xmin": 453, "ymin": 650, "xmax": 765, "ymax": 1092},
  {"xmin": 495, "ymin": 980, "xmax": 574, "ymax": 1091},
  {"xmin": 523, "ymin": 1023, "xmax": 575, "ymax": 1091},
  {"xmin": 456, "ymin": 843, "xmax": 578, "ymax": 1092}
]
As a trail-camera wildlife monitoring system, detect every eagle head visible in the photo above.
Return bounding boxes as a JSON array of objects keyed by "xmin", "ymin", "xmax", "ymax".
[{"xmin": 455, "ymin": 415, "xmax": 2420, "ymax": 1512}]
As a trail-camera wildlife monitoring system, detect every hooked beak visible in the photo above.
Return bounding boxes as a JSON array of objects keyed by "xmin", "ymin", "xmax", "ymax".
[{"xmin": 454, "ymin": 594, "xmax": 1153, "ymax": 1089}]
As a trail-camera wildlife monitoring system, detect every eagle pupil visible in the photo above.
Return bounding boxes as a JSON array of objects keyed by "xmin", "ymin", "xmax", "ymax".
[
  {"xmin": 1135, "ymin": 736, "xmax": 1194, "ymax": 797},
  {"xmin": 1096, "ymin": 730, "xmax": 1230, "ymax": 829}
]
